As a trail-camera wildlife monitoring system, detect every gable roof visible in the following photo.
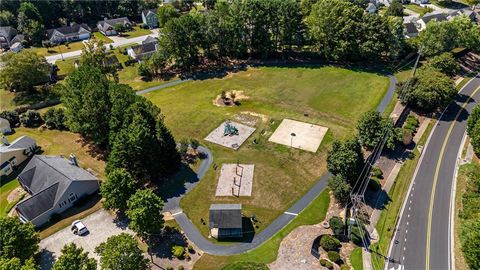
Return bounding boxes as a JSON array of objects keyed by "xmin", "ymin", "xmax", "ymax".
[
  {"xmin": 142, "ymin": 9, "xmax": 157, "ymax": 17},
  {"xmin": 97, "ymin": 17, "xmax": 132, "ymax": 29},
  {"xmin": 130, "ymin": 41, "xmax": 157, "ymax": 56},
  {"xmin": 143, "ymin": 36, "xmax": 157, "ymax": 44},
  {"xmin": 422, "ymin": 12, "xmax": 448, "ymax": 24},
  {"xmin": 16, "ymin": 155, "xmax": 98, "ymax": 220},
  {"xmin": 209, "ymin": 204, "xmax": 242, "ymax": 229},
  {"xmin": 404, "ymin": 22, "xmax": 418, "ymax": 34},
  {"xmin": 0, "ymin": 135, "xmax": 36, "ymax": 153},
  {"xmin": 46, "ymin": 24, "xmax": 91, "ymax": 39},
  {"xmin": 0, "ymin": 26, "xmax": 17, "ymax": 40}
]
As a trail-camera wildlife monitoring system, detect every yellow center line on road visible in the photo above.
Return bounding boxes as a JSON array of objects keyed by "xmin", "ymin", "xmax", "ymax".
[{"xmin": 425, "ymin": 85, "xmax": 480, "ymax": 270}]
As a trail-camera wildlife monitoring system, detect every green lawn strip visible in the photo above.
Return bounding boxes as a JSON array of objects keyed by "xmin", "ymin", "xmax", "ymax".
[
  {"xmin": 350, "ymin": 247, "xmax": 364, "ymax": 270},
  {"xmin": 371, "ymin": 121, "xmax": 434, "ymax": 267},
  {"xmin": 404, "ymin": 4, "xmax": 433, "ymax": 16},
  {"xmin": 92, "ymin": 32, "xmax": 113, "ymax": 43},
  {"xmin": 123, "ymin": 26, "xmax": 152, "ymax": 39},
  {"xmin": 56, "ymin": 58, "xmax": 78, "ymax": 77},
  {"xmin": 28, "ymin": 41, "xmax": 85, "ymax": 57},
  {"xmin": 0, "ymin": 179, "xmax": 21, "ymax": 217},
  {"xmin": 193, "ymin": 189, "xmax": 330, "ymax": 270},
  {"xmin": 0, "ymin": 90, "xmax": 16, "ymax": 111}
]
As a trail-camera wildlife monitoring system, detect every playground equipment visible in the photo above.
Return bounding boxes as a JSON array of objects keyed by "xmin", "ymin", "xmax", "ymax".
[
  {"xmin": 224, "ymin": 121, "xmax": 239, "ymax": 136},
  {"xmin": 232, "ymin": 162, "xmax": 244, "ymax": 197}
]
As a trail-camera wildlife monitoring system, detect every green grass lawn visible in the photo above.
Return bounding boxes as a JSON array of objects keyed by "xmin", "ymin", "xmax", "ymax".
[
  {"xmin": 0, "ymin": 88, "xmax": 59, "ymax": 112},
  {"xmin": 350, "ymin": 247, "xmax": 364, "ymax": 270},
  {"xmin": 56, "ymin": 58, "xmax": 78, "ymax": 77},
  {"xmin": 28, "ymin": 40, "xmax": 85, "ymax": 57},
  {"xmin": 405, "ymin": 4, "xmax": 433, "ymax": 16},
  {"xmin": 92, "ymin": 32, "xmax": 113, "ymax": 44},
  {"xmin": 0, "ymin": 177, "xmax": 23, "ymax": 218},
  {"xmin": 0, "ymin": 90, "xmax": 17, "ymax": 111},
  {"xmin": 193, "ymin": 189, "xmax": 330, "ymax": 269},
  {"xmin": 144, "ymin": 66, "xmax": 389, "ymax": 245},
  {"xmin": 122, "ymin": 26, "xmax": 152, "ymax": 39}
]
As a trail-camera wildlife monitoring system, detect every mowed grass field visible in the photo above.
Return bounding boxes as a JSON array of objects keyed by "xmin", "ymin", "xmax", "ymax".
[{"xmin": 144, "ymin": 66, "xmax": 389, "ymax": 243}]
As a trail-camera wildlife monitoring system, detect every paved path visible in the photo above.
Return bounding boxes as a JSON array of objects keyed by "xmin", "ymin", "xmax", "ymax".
[
  {"xmin": 45, "ymin": 30, "xmax": 159, "ymax": 64},
  {"xmin": 387, "ymin": 73, "xmax": 480, "ymax": 270},
  {"xmin": 155, "ymin": 74, "xmax": 397, "ymax": 255}
]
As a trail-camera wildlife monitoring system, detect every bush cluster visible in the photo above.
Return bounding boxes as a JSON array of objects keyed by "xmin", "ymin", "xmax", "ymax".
[
  {"xmin": 171, "ymin": 245, "xmax": 185, "ymax": 259},
  {"xmin": 320, "ymin": 235, "xmax": 341, "ymax": 251},
  {"xmin": 319, "ymin": 259, "xmax": 333, "ymax": 269},
  {"xmin": 20, "ymin": 110, "xmax": 42, "ymax": 128},
  {"xmin": 0, "ymin": 110, "xmax": 20, "ymax": 128},
  {"xmin": 327, "ymin": 251, "xmax": 340, "ymax": 263},
  {"xmin": 43, "ymin": 108, "xmax": 67, "ymax": 130},
  {"xmin": 329, "ymin": 217, "xmax": 344, "ymax": 236}
]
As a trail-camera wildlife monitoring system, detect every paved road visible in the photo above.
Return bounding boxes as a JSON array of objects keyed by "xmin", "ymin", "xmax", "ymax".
[
  {"xmin": 157, "ymin": 75, "xmax": 397, "ymax": 255},
  {"xmin": 387, "ymin": 74, "xmax": 480, "ymax": 270},
  {"xmin": 45, "ymin": 31, "xmax": 159, "ymax": 64}
]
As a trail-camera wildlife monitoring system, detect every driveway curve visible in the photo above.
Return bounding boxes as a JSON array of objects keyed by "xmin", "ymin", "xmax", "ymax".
[{"xmin": 157, "ymin": 73, "xmax": 397, "ymax": 255}]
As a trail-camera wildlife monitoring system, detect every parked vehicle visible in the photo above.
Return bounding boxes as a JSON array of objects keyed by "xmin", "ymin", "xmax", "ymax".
[{"xmin": 71, "ymin": 220, "xmax": 88, "ymax": 235}]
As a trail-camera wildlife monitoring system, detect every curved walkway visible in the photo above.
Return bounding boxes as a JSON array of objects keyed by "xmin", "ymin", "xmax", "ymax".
[{"xmin": 153, "ymin": 72, "xmax": 397, "ymax": 255}]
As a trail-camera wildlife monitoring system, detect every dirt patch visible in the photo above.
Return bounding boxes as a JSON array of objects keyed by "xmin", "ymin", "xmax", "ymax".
[
  {"xmin": 215, "ymin": 164, "xmax": 254, "ymax": 197},
  {"xmin": 7, "ymin": 187, "xmax": 25, "ymax": 203},
  {"xmin": 213, "ymin": 90, "xmax": 249, "ymax": 107}
]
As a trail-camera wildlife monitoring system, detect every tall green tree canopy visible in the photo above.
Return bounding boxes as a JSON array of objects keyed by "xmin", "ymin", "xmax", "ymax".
[
  {"xmin": 328, "ymin": 175, "xmax": 352, "ymax": 206},
  {"xmin": 17, "ymin": 2, "xmax": 44, "ymax": 44},
  {"xmin": 0, "ymin": 217, "xmax": 39, "ymax": 263},
  {"xmin": 95, "ymin": 233, "xmax": 149, "ymax": 270},
  {"xmin": 101, "ymin": 168, "xmax": 137, "ymax": 212},
  {"xmin": 357, "ymin": 110, "xmax": 400, "ymax": 150},
  {"xmin": 0, "ymin": 51, "xmax": 50, "ymax": 92},
  {"xmin": 0, "ymin": 258, "xmax": 37, "ymax": 270},
  {"xmin": 385, "ymin": 0, "xmax": 404, "ymax": 17},
  {"xmin": 52, "ymin": 243, "xmax": 96, "ymax": 270},
  {"xmin": 327, "ymin": 137, "xmax": 365, "ymax": 184},
  {"xmin": 426, "ymin": 52, "xmax": 459, "ymax": 77},
  {"xmin": 126, "ymin": 189, "xmax": 164, "ymax": 238},
  {"xmin": 157, "ymin": 4, "xmax": 180, "ymax": 27}
]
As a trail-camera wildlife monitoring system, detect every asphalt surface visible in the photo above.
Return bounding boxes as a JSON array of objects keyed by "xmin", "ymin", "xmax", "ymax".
[
  {"xmin": 387, "ymin": 74, "xmax": 480, "ymax": 270},
  {"xmin": 157, "ymin": 75, "xmax": 396, "ymax": 255}
]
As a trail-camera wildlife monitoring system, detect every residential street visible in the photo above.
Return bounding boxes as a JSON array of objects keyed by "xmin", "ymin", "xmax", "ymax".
[
  {"xmin": 45, "ymin": 30, "xmax": 159, "ymax": 64},
  {"xmin": 387, "ymin": 73, "xmax": 480, "ymax": 270}
]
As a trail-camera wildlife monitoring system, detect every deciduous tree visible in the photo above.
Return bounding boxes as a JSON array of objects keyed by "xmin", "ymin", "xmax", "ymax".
[
  {"xmin": 126, "ymin": 189, "xmax": 164, "ymax": 238},
  {"xmin": 0, "ymin": 217, "xmax": 39, "ymax": 263},
  {"xmin": 327, "ymin": 137, "xmax": 365, "ymax": 184},
  {"xmin": 101, "ymin": 168, "xmax": 137, "ymax": 212},
  {"xmin": 95, "ymin": 233, "xmax": 149, "ymax": 270},
  {"xmin": 52, "ymin": 243, "xmax": 96, "ymax": 270},
  {"xmin": 0, "ymin": 51, "xmax": 50, "ymax": 92}
]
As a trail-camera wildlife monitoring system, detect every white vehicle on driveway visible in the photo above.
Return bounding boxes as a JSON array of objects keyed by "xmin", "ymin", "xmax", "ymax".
[{"xmin": 71, "ymin": 220, "xmax": 88, "ymax": 235}]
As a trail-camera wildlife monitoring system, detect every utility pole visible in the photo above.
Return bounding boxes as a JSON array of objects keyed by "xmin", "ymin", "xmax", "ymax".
[{"xmin": 411, "ymin": 46, "xmax": 423, "ymax": 77}]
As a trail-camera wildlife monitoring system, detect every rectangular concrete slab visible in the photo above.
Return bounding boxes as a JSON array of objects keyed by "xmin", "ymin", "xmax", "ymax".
[
  {"xmin": 268, "ymin": 119, "xmax": 328, "ymax": 153},
  {"xmin": 216, "ymin": 164, "xmax": 254, "ymax": 196},
  {"xmin": 204, "ymin": 121, "xmax": 256, "ymax": 150}
]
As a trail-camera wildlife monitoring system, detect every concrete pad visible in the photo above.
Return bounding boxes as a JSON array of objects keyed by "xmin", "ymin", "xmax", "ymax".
[
  {"xmin": 268, "ymin": 119, "xmax": 328, "ymax": 152},
  {"xmin": 204, "ymin": 121, "xmax": 256, "ymax": 150},
  {"xmin": 215, "ymin": 164, "xmax": 254, "ymax": 196}
]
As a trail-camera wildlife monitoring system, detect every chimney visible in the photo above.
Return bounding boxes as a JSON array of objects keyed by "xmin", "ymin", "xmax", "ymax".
[
  {"xmin": 1, "ymin": 135, "xmax": 9, "ymax": 146},
  {"xmin": 69, "ymin": 153, "xmax": 78, "ymax": 166}
]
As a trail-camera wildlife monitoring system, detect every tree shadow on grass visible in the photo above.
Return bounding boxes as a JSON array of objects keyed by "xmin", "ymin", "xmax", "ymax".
[
  {"xmin": 156, "ymin": 164, "xmax": 198, "ymax": 203},
  {"xmin": 39, "ymin": 248, "xmax": 55, "ymax": 270}
]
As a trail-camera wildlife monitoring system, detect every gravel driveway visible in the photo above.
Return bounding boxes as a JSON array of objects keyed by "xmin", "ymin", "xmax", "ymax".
[{"xmin": 39, "ymin": 209, "xmax": 133, "ymax": 270}]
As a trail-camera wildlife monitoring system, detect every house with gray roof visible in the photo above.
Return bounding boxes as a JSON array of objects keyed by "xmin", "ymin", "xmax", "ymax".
[
  {"xmin": 142, "ymin": 9, "xmax": 158, "ymax": 29},
  {"xmin": 15, "ymin": 155, "xmax": 99, "ymax": 227},
  {"xmin": 0, "ymin": 26, "xmax": 24, "ymax": 50},
  {"xmin": 0, "ymin": 135, "xmax": 37, "ymax": 177},
  {"xmin": 209, "ymin": 204, "xmax": 243, "ymax": 239},
  {"xmin": 97, "ymin": 17, "xmax": 132, "ymax": 36},
  {"xmin": 126, "ymin": 36, "xmax": 158, "ymax": 60},
  {"xmin": 46, "ymin": 24, "xmax": 91, "ymax": 44},
  {"xmin": 418, "ymin": 12, "xmax": 448, "ymax": 30}
]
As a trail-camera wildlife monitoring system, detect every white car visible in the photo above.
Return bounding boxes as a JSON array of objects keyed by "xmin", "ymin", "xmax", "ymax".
[{"xmin": 71, "ymin": 220, "xmax": 88, "ymax": 235}]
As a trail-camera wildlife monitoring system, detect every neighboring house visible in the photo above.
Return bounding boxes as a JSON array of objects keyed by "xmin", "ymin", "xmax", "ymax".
[
  {"xmin": 411, "ymin": 0, "xmax": 429, "ymax": 4},
  {"xmin": 126, "ymin": 36, "xmax": 158, "ymax": 60},
  {"xmin": 209, "ymin": 204, "xmax": 243, "ymax": 239},
  {"xmin": 97, "ymin": 17, "xmax": 133, "ymax": 36},
  {"xmin": 403, "ymin": 22, "xmax": 419, "ymax": 38},
  {"xmin": 0, "ymin": 118, "xmax": 11, "ymax": 134},
  {"xmin": 366, "ymin": 3, "xmax": 377, "ymax": 13},
  {"xmin": 73, "ymin": 54, "xmax": 121, "ymax": 69},
  {"xmin": 15, "ymin": 155, "xmax": 99, "ymax": 227},
  {"xmin": 0, "ymin": 26, "xmax": 24, "ymax": 50},
  {"xmin": 0, "ymin": 136, "xmax": 37, "ymax": 177},
  {"xmin": 142, "ymin": 9, "xmax": 158, "ymax": 29},
  {"xmin": 418, "ymin": 12, "xmax": 448, "ymax": 30},
  {"xmin": 46, "ymin": 24, "xmax": 91, "ymax": 44}
]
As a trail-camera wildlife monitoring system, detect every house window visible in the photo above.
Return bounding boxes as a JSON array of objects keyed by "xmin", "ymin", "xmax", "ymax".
[{"xmin": 69, "ymin": 193, "xmax": 76, "ymax": 203}]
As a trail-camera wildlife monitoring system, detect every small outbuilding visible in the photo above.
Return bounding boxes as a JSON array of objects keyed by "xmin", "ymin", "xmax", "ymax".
[
  {"xmin": 209, "ymin": 204, "xmax": 243, "ymax": 239},
  {"xmin": 0, "ymin": 118, "xmax": 11, "ymax": 134}
]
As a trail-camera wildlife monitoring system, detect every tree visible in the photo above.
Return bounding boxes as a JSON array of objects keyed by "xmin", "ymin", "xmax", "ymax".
[
  {"xmin": 0, "ymin": 10, "xmax": 15, "ymax": 26},
  {"xmin": 329, "ymin": 216, "xmax": 344, "ymax": 235},
  {"xmin": 385, "ymin": 0, "xmax": 403, "ymax": 17},
  {"xmin": 95, "ymin": 233, "xmax": 149, "ymax": 270},
  {"xmin": 398, "ymin": 66, "xmax": 456, "ymax": 112},
  {"xmin": 426, "ymin": 52, "xmax": 459, "ymax": 77},
  {"xmin": 43, "ymin": 108, "xmax": 67, "ymax": 130},
  {"xmin": 126, "ymin": 189, "xmax": 164, "ymax": 238},
  {"xmin": 0, "ymin": 51, "xmax": 50, "ymax": 92},
  {"xmin": 327, "ymin": 137, "xmax": 365, "ymax": 184},
  {"xmin": 328, "ymin": 175, "xmax": 352, "ymax": 206},
  {"xmin": 20, "ymin": 110, "xmax": 42, "ymax": 128},
  {"xmin": 320, "ymin": 235, "xmax": 341, "ymax": 251},
  {"xmin": 113, "ymin": 23, "xmax": 126, "ymax": 34},
  {"xmin": 80, "ymin": 40, "xmax": 118, "ymax": 80},
  {"xmin": 101, "ymin": 168, "xmax": 137, "ymax": 212},
  {"xmin": 157, "ymin": 4, "xmax": 180, "ymax": 27},
  {"xmin": 0, "ymin": 217, "xmax": 39, "ymax": 262},
  {"xmin": 17, "ymin": 2, "xmax": 44, "ymax": 44},
  {"xmin": 0, "ymin": 258, "xmax": 37, "ymax": 270},
  {"xmin": 52, "ymin": 243, "xmax": 96, "ymax": 270},
  {"xmin": 357, "ymin": 110, "xmax": 400, "ymax": 150},
  {"xmin": 467, "ymin": 105, "xmax": 480, "ymax": 136},
  {"xmin": 61, "ymin": 66, "xmax": 112, "ymax": 147}
]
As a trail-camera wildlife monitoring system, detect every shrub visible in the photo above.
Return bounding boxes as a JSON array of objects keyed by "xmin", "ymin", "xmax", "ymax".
[
  {"xmin": 320, "ymin": 235, "xmax": 341, "ymax": 251},
  {"xmin": 320, "ymin": 259, "xmax": 333, "ymax": 269},
  {"xmin": 187, "ymin": 244, "xmax": 194, "ymax": 253},
  {"xmin": 167, "ymin": 267, "xmax": 173, "ymax": 270},
  {"xmin": 402, "ymin": 129, "xmax": 413, "ymax": 146},
  {"xmin": 341, "ymin": 265, "xmax": 350, "ymax": 270},
  {"xmin": 178, "ymin": 266, "xmax": 184, "ymax": 270},
  {"xmin": 190, "ymin": 139, "xmax": 199, "ymax": 150},
  {"xmin": 406, "ymin": 115, "xmax": 419, "ymax": 127},
  {"xmin": 0, "ymin": 110, "xmax": 20, "ymax": 127},
  {"xmin": 328, "ymin": 251, "xmax": 340, "ymax": 263},
  {"xmin": 43, "ymin": 108, "xmax": 67, "ymax": 130},
  {"xmin": 404, "ymin": 123, "xmax": 416, "ymax": 133},
  {"xmin": 368, "ymin": 178, "xmax": 381, "ymax": 191},
  {"xmin": 171, "ymin": 245, "xmax": 185, "ymax": 259},
  {"xmin": 372, "ymin": 166, "xmax": 383, "ymax": 179},
  {"xmin": 20, "ymin": 110, "xmax": 42, "ymax": 127},
  {"xmin": 350, "ymin": 225, "xmax": 366, "ymax": 246},
  {"xmin": 329, "ymin": 216, "xmax": 344, "ymax": 235}
]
